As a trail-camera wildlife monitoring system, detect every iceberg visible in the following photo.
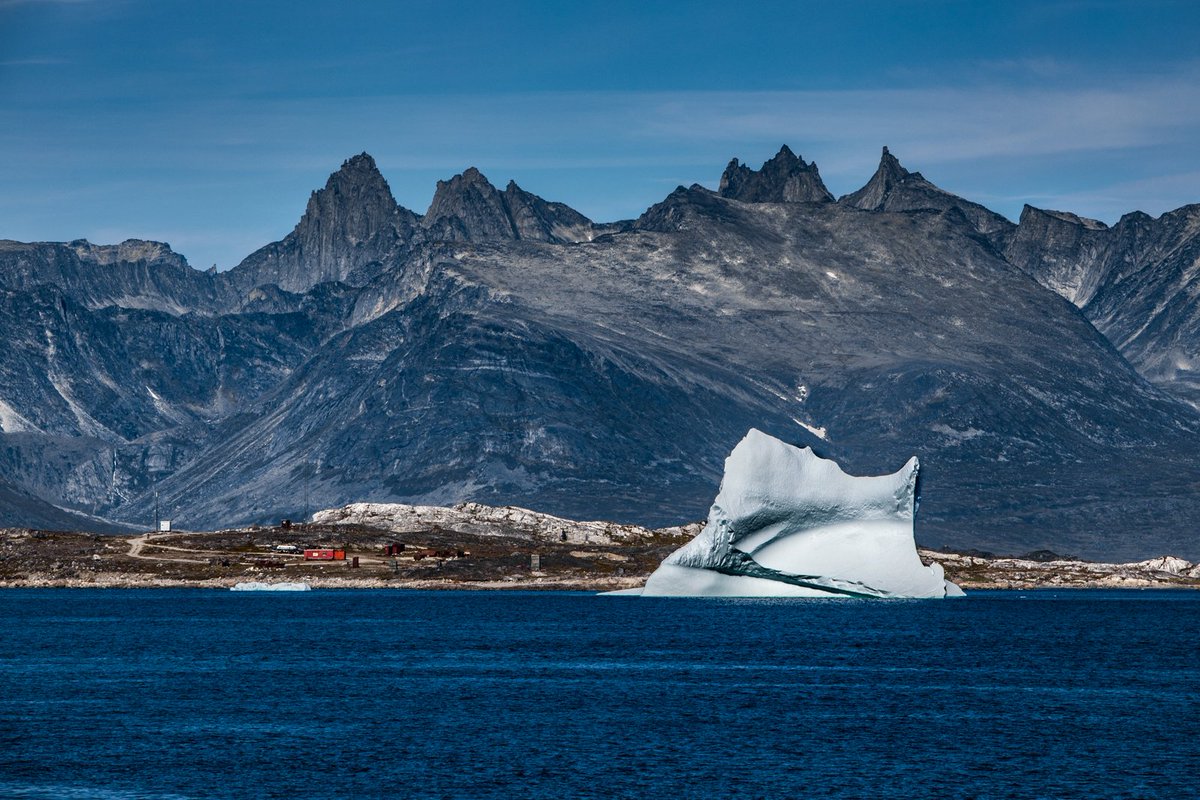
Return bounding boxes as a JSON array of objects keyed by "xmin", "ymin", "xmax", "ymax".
[{"xmin": 633, "ymin": 429, "xmax": 962, "ymax": 598}]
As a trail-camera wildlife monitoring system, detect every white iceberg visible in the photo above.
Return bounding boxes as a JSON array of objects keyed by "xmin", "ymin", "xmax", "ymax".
[
  {"xmin": 230, "ymin": 581, "xmax": 312, "ymax": 592},
  {"xmin": 631, "ymin": 429, "xmax": 962, "ymax": 598}
]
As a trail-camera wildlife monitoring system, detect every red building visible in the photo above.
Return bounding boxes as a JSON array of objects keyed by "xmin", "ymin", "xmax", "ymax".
[{"xmin": 304, "ymin": 549, "xmax": 345, "ymax": 561}]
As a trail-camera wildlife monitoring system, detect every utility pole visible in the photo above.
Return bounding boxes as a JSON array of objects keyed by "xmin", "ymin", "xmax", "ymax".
[
  {"xmin": 303, "ymin": 462, "xmax": 310, "ymax": 523},
  {"xmin": 154, "ymin": 488, "xmax": 159, "ymax": 533}
]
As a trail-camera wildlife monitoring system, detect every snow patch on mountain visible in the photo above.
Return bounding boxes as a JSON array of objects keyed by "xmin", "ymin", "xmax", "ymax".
[{"xmin": 0, "ymin": 399, "xmax": 39, "ymax": 434}]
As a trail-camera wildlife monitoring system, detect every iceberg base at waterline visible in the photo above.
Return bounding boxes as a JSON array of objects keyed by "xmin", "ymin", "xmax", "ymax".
[{"xmin": 619, "ymin": 429, "xmax": 962, "ymax": 599}]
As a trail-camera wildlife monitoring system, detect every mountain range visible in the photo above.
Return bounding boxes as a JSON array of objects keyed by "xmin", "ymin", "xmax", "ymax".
[{"xmin": 2, "ymin": 146, "xmax": 1199, "ymax": 560}]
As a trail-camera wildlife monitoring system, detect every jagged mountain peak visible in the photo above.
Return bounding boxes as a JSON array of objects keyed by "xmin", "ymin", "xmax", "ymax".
[
  {"xmin": 230, "ymin": 152, "xmax": 418, "ymax": 293},
  {"xmin": 501, "ymin": 179, "xmax": 540, "ymax": 205},
  {"xmin": 757, "ymin": 144, "xmax": 804, "ymax": 170},
  {"xmin": 841, "ymin": 146, "xmax": 1013, "ymax": 237},
  {"xmin": 426, "ymin": 167, "xmax": 503, "ymax": 208},
  {"xmin": 441, "ymin": 166, "xmax": 493, "ymax": 189},
  {"xmin": 258, "ymin": 152, "xmax": 410, "ymax": 259},
  {"xmin": 843, "ymin": 146, "xmax": 925, "ymax": 208},
  {"xmin": 432, "ymin": 166, "xmax": 495, "ymax": 193},
  {"xmin": 310, "ymin": 151, "xmax": 396, "ymax": 208},
  {"xmin": 424, "ymin": 167, "xmax": 514, "ymax": 241},
  {"xmin": 336, "ymin": 151, "xmax": 380, "ymax": 174},
  {"xmin": 877, "ymin": 146, "xmax": 929, "ymax": 183},
  {"xmin": 718, "ymin": 145, "xmax": 834, "ymax": 204},
  {"xmin": 304, "ymin": 152, "xmax": 401, "ymax": 217},
  {"xmin": 424, "ymin": 168, "xmax": 593, "ymax": 244},
  {"xmin": 877, "ymin": 146, "xmax": 911, "ymax": 181}
]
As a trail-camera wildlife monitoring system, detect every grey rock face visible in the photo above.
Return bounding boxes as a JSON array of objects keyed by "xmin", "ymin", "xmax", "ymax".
[
  {"xmin": 502, "ymin": 181, "xmax": 594, "ymax": 242},
  {"xmin": 0, "ymin": 281, "xmax": 325, "ymax": 517},
  {"xmin": 71, "ymin": 239, "xmax": 188, "ymax": 268},
  {"xmin": 423, "ymin": 167, "xmax": 594, "ymax": 243},
  {"xmin": 0, "ymin": 238, "xmax": 229, "ymax": 315},
  {"xmin": 424, "ymin": 167, "xmax": 515, "ymax": 241},
  {"xmin": 0, "ymin": 474, "xmax": 132, "ymax": 533},
  {"xmin": 125, "ymin": 187, "xmax": 1200, "ymax": 560},
  {"xmin": 231, "ymin": 153, "xmax": 420, "ymax": 293},
  {"xmin": 1003, "ymin": 206, "xmax": 1113, "ymax": 305},
  {"xmin": 840, "ymin": 147, "xmax": 1014, "ymax": 237},
  {"xmin": 1006, "ymin": 203, "xmax": 1200, "ymax": 408},
  {"xmin": 718, "ymin": 145, "xmax": 834, "ymax": 203}
]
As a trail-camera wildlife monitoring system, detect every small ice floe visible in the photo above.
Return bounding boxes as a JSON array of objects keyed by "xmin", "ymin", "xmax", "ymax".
[{"xmin": 230, "ymin": 581, "xmax": 312, "ymax": 592}]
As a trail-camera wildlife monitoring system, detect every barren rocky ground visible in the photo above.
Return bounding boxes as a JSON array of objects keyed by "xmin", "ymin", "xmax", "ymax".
[
  {"xmin": 2, "ymin": 501, "xmax": 1197, "ymax": 591},
  {"xmin": 0, "ymin": 515, "xmax": 688, "ymax": 591}
]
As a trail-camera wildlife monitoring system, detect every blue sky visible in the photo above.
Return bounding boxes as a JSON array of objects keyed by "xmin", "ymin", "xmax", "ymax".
[{"xmin": 2, "ymin": 0, "xmax": 1199, "ymax": 269}]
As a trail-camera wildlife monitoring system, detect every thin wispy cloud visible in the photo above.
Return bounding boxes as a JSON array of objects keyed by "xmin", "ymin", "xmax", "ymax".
[
  {"xmin": 5, "ymin": 69, "xmax": 1200, "ymax": 267},
  {"xmin": 35, "ymin": 68, "xmax": 1189, "ymax": 173},
  {"xmin": 2, "ymin": 0, "xmax": 1199, "ymax": 269},
  {"xmin": 631, "ymin": 81, "xmax": 1200, "ymax": 163},
  {"xmin": 1005, "ymin": 169, "xmax": 1200, "ymax": 219}
]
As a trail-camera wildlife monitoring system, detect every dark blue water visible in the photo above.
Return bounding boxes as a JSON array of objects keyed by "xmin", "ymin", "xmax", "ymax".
[{"xmin": 0, "ymin": 590, "xmax": 1197, "ymax": 799}]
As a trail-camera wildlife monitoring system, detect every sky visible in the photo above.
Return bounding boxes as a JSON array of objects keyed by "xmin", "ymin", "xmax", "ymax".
[{"xmin": 2, "ymin": 0, "xmax": 1200, "ymax": 270}]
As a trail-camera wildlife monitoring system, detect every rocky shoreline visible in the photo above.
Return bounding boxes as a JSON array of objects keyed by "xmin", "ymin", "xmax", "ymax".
[
  {"xmin": 3, "ymin": 501, "xmax": 1198, "ymax": 592},
  {"xmin": 918, "ymin": 550, "xmax": 1200, "ymax": 590}
]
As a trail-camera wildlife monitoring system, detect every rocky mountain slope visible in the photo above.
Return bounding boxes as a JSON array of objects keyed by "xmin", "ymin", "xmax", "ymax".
[
  {"xmin": 231, "ymin": 153, "xmax": 422, "ymax": 294},
  {"xmin": 1004, "ymin": 203, "xmax": 1200, "ymax": 409},
  {"xmin": 0, "ymin": 238, "xmax": 227, "ymax": 314},
  {"xmin": 2, "ymin": 147, "xmax": 1199, "ymax": 560}
]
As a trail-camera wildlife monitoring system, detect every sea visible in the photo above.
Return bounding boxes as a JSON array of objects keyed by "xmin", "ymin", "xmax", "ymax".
[{"xmin": 0, "ymin": 589, "xmax": 1196, "ymax": 800}]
